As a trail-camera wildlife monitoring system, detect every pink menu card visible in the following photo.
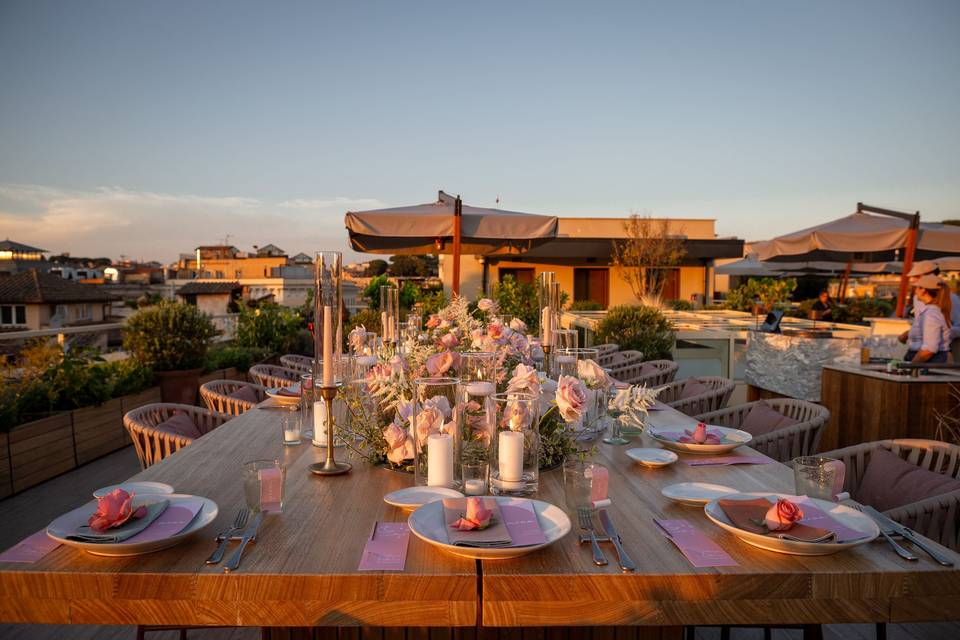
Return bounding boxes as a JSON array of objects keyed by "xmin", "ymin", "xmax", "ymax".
[
  {"xmin": 499, "ymin": 499, "xmax": 547, "ymax": 547},
  {"xmin": 654, "ymin": 518, "xmax": 738, "ymax": 568},
  {"xmin": 686, "ymin": 456, "xmax": 772, "ymax": 466},
  {"xmin": 0, "ymin": 529, "xmax": 61, "ymax": 563},
  {"xmin": 260, "ymin": 467, "xmax": 283, "ymax": 512},
  {"xmin": 795, "ymin": 498, "xmax": 868, "ymax": 542},
  {"xmin": 125, "ymin": 498, "xmax": 204, "ymax": 543},
  {"xmin": 358, "ymin": 522, "xmax": 410, "ymax": 571}
]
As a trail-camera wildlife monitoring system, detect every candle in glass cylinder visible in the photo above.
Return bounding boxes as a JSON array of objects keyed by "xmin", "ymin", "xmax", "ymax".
[
  {"xmin": 541, "ymin": 307, "xmax": 552, "ymax": 346},
  {"xmin": 498, "ymin": 431, "xmax": 524, "ymax": 482},
  {"xmin": 464, "ymin": 380, "xmax": 495, "ymax": 397},
  {"xmin": 312, "ymin": 397, "xmax": 328, "ymax": 446},
  {"xmin": 427, "ymin": 433, "xmax": 454, "ymax": 487},
  {"xmin": 322, "ymin": 305, "xmax": 334, "ymax": 386}
]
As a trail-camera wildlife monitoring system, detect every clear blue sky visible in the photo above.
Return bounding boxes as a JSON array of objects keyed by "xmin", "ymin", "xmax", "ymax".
[{"xmin": 1, "ymin": 0, "xmax": 958, "ymax": 262}]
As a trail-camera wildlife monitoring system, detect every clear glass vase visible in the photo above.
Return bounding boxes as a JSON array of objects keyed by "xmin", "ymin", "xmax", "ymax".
[
  {"xmin": 490, "ymin": 392, "xmax": 539, "ymax": 496},
  {"xmin": 413, "ymin": 377, "xmax": 462, "ymax": 489}
]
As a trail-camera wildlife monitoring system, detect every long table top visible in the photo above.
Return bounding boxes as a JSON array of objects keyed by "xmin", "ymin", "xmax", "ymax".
[{"xmin": 2, "ymin": 399, "xmax": 960, "ymax": 628}]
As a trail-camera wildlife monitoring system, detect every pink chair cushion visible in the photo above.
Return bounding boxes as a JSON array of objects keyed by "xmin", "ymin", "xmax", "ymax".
[
  {"xmin": 855, "ymin": 447, "xmax": 960, "ymax": 512},
  {"xmin": 640, "ymin": 362, "xmax": 658, "ymax": 376},
  {"xmin": 741, "ymin": 401, "xmax": 800, "ymax": 437},
  {"xmin": 678, "ymin": 379, "xmax": 709, "ymax": 400},
  {"xmin": 229, "ymin": 385, "xmax": 259, "ymax": 404},
  {"xmin": 155, "ymin": 412, "xmax": 202, "ymax": 440}
]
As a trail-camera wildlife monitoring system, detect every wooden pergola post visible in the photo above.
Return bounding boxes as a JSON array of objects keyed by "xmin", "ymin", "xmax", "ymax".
[{"xmin": 896, "ymin": 213, "xmax": 920, "ymax": 318}]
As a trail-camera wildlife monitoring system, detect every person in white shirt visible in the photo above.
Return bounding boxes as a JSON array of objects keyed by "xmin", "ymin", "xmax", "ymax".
[
  {"xmin": 899, "ymin": 260, "xmax": 959, "ymax": 360},
  {"xmin": 903, "ymin": 275, "xmax": 953, "ymax": 364}
]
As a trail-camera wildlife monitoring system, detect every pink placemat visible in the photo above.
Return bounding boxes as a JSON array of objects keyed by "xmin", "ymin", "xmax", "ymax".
[
  {"xmin": 654, "ymin": 518, "xmax": 738, "ymax": 568},
  {"xmin": 0, "ymin": 529, "xmax": 61, "ymax": 563},
  {"xmin": 125, "ymin": 498, "xmax": 205, "ymax": 543},
  {"xmin": 358, "ymin": 522, "xmax": 410, "ymax": 571},
  {"xmin": 499, "ymin": 499, "xmax": 547, "ymax": 547},
  {"xmin": 686, "ymin": 456, "xmax": 772, "ymax": 466}
]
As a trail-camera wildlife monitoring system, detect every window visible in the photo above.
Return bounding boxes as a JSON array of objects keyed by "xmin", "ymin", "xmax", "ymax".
[
  {"xmin": 2, "ymin": 304, "xmax": 27, "ymax": 325},
  {"xmin": 215, "ymin": 271, "xmax": 224, "ymax": 279},
  {"xmin": 77, "ymin": 304, "xmax": 92, "ymax": 320},
  {"xmin": 235, "ymin": 270, "xmax": 242, "ymax": 278},
  {"xmin": 573, "ymin": 268, "xmax": 609, "ymax": 308},
  {"xmin": 499, "ymin": 268, "xmax": 535, "ymax": 285}
]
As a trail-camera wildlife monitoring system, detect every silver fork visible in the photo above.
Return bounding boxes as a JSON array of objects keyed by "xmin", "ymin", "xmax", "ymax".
[
  {"xmin": 849, "ymin": 502, "xmax": 918, "ymax": 561},
  {"xmin": 206, "ymin": 509, "xmax": 249, "ymax": 565},
  {"xmin": 577, "ymin": 507, "xmax": 608, "ymax": 566}
]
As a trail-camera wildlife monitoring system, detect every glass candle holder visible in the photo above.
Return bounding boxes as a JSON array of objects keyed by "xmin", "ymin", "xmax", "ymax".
[
  {"xmin": 279, "ymin": 406, "xmax": 301, "ymax": 445},
  {"xmin": 555, "ymin": 328, "xmax": 578, "ymax": 351},
  {"xmin": 380, "ymin": 285, "xmax": 399, "ymax": 344},
  {"xmin": 460, "ymin": 352, "xmax": 497, "ymax": 470},
  {"xmin": 555, "ymin": 347, "xmax": 599, "ymax": 378},
  {"xmin": 537, "ymin": 272, "xmax": 556, "ymax": 348},
  {"xmin": 490, "ymin": 392, "xmax": 539, "ymax": 496},
  {"xmin": 462, "ymin": 462, "xmax": 489, "ymax": 496},
  {"xmin": 349, "ymin": 329, "xmax": 379, "ymax": 370},
  {"xmin": 315, "ymin": 251, "xmax": 343, "ymax": 389},
  {"xmin": 299, "ymin": 373, "xmax": 314, "ymax": 439},
  {"xmin": 413, "ymin": 377, "xmax": 462, "ymax": 489}
]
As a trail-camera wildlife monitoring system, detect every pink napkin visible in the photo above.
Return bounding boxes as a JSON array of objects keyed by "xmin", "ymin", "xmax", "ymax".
[
  {"xmin": 276, "ymin": 385, "xmax": 300, "ymax": 397},
  {"xmin": 358, "ymin": 522, "xmax": 410, "ymax": 571},
  {"xmin": 0, "ymin": 530, "xmax": 61, "ymax": 563},
  {"xmin": 125, "ymin": 498, "xmax": 205, "ymax": 543},
  {"xmin": 654, "ymin": 519, "xmax": 738, "ymax": 567},
  {"xmin": 795, "ymin": 497, "xmax": 867, "ymax": 543},
  {"xmin": 443, "ymin": 498, "xmax": 512, "ymax": 547},
  {"xmin": 260, "ymin": 467, "xmax": 283, "ymax": 512},
  {"xmin": 686, "ymin": 456, "xmax": 772, "ymax": 467},
  {"xmin": 657, "ymin": 429, "xmax": 727, "ymax": 444}
]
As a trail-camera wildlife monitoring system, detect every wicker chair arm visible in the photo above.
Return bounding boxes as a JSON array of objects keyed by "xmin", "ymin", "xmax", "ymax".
[
  {"xmin": 884, "ymin": 489, "xmax": 960, "ymax": 551},
  {"xmin": 749, "ymin": 417, "xmax": 829, "ymax": 462}
]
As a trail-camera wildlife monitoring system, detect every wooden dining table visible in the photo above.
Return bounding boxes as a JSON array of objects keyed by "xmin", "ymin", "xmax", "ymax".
[{"xmin": 2, "ymin": 397, "xmax": 959, "ymax": 639}]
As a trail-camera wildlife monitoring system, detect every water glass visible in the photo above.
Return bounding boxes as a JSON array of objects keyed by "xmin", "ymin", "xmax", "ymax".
[
  {"xmin": 279, "ymin": 406, "xmax": 301, "ymax": 445},
  {"xmin": 462, "ymin": 462, "xmax": 489, "ymax": 496},
  {"xmin": 562, "ymin": 459, "xmax": 604, "ymax": 512},
  {"xmin": 793, "ymin": 456, "xmax": 843, "ymax": 501},
  {"xmin": 299, "ymin": 373, "xmax": 314, "ymax": 439},
  {"xmin": 243, "ymin": 459, "xmax": 286, "ymax": 513}
]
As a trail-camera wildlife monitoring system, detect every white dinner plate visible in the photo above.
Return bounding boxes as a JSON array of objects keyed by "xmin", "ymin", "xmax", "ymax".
[
  {"xmin": 265, "ymin": 386, "xmax": 301, "ymax": 406},
  {"xmin": 648, "ymin": 424, "xmax": 752, "ymax": 455},
  {"xmin": 93, "ymin": 481, "xmax": 174, "ymax": 498},
  {"xmin": 625, "ymin": 448, "xmax": 678, "ymax": 468},
  {"xmin": 408, "ymin": 497, "xmax": 571, "ymax": 560},
  {"xmin": 47, "ymin": 493, "xmax": 218, "ymax": 557},
  {"xmin": 662, "ymin": 482, "xmax": 738, "ymax": 506},
  {"xmin": 384, "ymin": 486, "xmax": 464, "ymax": 511},
  {"xmin": 703, "ymin": 492, "xmax": 879, "ymax": 556}
]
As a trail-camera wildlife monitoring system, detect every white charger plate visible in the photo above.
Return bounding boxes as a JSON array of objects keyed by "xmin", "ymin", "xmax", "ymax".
[
  {"xmin": 626, "ymin": 448, "xmax": 678, "ymax": 468},
  {"xmin": 704, "ymin": 492, "xmax": 879, "ymax": 556},
  {"xmin": 265, "ymin": 386, "xmax": 301, "ymax": 406},
  {"xmin": 662, "ymin": 482, "xmax": 738, "ymax": 506},
  {"xmin": 648, "ymin": 424, "xmax": 752, "ymax": 455},
  {"xmin": 93, "ymin": 481, "xmax": 174, "ymax": 498},
  {"xmin": 408, "ymin": 497, "xmax": 570, "ymax": 559},
  {"xmin": 47, "ymin": 493, "xmax": 218, "ymax": 557},
  {"xmin": 384, "ymin": 486, "xmax": 464, "ymax": 511}
]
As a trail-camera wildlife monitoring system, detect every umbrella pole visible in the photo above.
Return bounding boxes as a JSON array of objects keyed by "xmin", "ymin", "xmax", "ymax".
[
  {"xmin": 452, "ymin": 195, "xmax": 462, "ymax": 296},
  {"xmin": 895, "ymin": 213, "xmax": 920, "ymax": 318},
  {"xmin": 838, "ymin": 260, "xmax": 852, "ymax": 300}
]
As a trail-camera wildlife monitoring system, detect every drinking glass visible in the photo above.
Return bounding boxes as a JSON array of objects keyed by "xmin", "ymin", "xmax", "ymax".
[
  {"xmin": 279, "ymin": 406, "xmax": 301, "ymax": 445},
  {"xmin": 299, "ymin": 373, "xmax": 314, "ymax": 439},
  {"xmin": 562, "ymin": 459, "xmax": 604, "ymax": 512},
  {"xmin": 793, "ymin": 456, "xmax": 843, "ymax": 501},
  {"xmin": 243, "ymin": 459, "xmax": 286, "ymax": 513}
]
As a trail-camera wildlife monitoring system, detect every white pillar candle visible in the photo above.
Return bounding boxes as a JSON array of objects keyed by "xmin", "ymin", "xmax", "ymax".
[
  {"xmin": 427, "ymin": 433, "xmax": 454, "ymax": 487},
  {"xmin": 464, "ymin": 381, "xmax": 495, "ymax": 397},
  {"xmin": 355, "ymin": 355, "xmax": 377, "ymax": 368},
  {"xmin": 498, "ymin": 431, "xmax": 524, "ymax": 482},
  {"xmin": 381, "ymin": 311, "xmax": 390, "ymax": 341},
  {"xmin": 284, "ymin": 428, "xmax": 299, "ymax": 442},
  {"xmin": 322, "ymin": 305, "xmax": 334, "ymax": 386},
  {"xmin": 541, "ymin": 307, "xmax": 552, "ymax": 346},
  {"xmin": 555, "ymin": 354, "xmax": 576, "ymax": 365},
  {"xmin": 312, "ymin": 398, "xmax": 328, "ymax": 446}
]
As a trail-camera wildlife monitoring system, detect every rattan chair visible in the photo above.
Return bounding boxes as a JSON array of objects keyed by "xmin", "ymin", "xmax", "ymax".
[
  {"xmin": 659, "ymin": 376, "xmax": 735, "ymax": 417},
  {"xmin": 123, "ymin": 403, "xmax": 230, "ymax": 469},
  {"xmin": 249, "ymin": 363, "xmax": 301, "ymax": 389},
  {"xmin": 593, "ymin": 344, "xmax": 620, "ymax": 367},
  {"xmin": 694, "ymin": 399, "xmax": 830, "ymax": 462},
  {"xmin": 611, "ymin": 359, "xmax": 679, "ymax": 387},
  {"xmin": 199, "ymin": 379, "xmax": 268, "ymax": 416},
  {"xmin": 280, "ymin": 354, "xmax": 314, "ymax": 373},
  {"xmin": 820, "ymin": 439, "xmax": 960, "ymax": 551}
]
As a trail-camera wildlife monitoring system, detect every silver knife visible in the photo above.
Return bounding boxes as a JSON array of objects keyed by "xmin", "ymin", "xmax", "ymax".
[
  {"xmin": 862, "ymin": 505, "xmax": 954, "ymax": 567},
  {"xmin": 598, "ymin": 509, "xmax": 636, "ymax": 572},
  {"xmin": 223, "ymin": 511, "xmax": 264, "ymax": 573}
]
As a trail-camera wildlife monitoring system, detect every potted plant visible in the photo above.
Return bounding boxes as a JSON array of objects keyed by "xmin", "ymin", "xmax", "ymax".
[{"xmin": 123, "ymin": 301, "xmax": 220, "ymax": 404}]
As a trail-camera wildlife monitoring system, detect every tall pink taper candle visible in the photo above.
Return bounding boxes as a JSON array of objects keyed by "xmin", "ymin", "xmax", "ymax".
[{"xmin": 322, "ymin": 305, "xmax": 334, "ymax": 386}]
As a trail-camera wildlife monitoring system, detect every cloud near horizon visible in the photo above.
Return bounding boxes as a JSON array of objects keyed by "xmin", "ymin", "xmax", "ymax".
[{"xmin": 0, "ymin": 184, "xmax": 382, "ymax": 263}]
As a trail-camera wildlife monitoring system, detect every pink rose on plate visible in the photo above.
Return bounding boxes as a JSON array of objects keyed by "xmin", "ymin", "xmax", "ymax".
[
  {"xmin": 556, "ymin": 375, "xmax": 587, "ymax": 423},
  {"xmin": 450, "ymin": 497, "xmax": 494, "ymax": 531},
  {"xmin": 426, "ymin": 351, "xmax": 459, "ymax": 376},
  {"xmin": 439, "ymin": 332, "xmax": 459, "ymax": 349},
  {"xmin": 764, "ymin": 498, "xmax": 804, "ymax": 531},
  {"xmin": 509, "ymin": 317, "xmax": 528, "ymax": 333},
  {"xmin": 88, "ymin": 488, "xmax": 147, "ymax": 532},
  {"xmin": 679, "ymin": 422, "xmax": 722, "ymax": 445},
  {"xmin": 426, "ymin": 314, "xmax": 441, "ymax": 329}
]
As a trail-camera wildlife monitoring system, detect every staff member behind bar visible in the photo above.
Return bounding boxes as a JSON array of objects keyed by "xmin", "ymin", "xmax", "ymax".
[
  {"xmin": 810, "ymin": 290, "xmax": 834, "ymax": 321},
  {"xmin": 901, "ymin": 275, "xmax": 953, "ymax": 363},
  {"xmin": 902, "ymin": 260, "xmax": 960, "ymax": 360}
]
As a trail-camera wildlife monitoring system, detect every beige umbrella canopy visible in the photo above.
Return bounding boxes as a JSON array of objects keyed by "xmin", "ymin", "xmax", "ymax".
[{"xmin": 345, "ymin": 190, "xmax": 559, "ymax": 294}]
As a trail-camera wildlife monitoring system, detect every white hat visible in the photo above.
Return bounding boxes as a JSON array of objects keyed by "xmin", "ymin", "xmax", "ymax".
[
  {"xmin": 907, "ymin": 260, "xmax": 939, "ymax": 278},
  {"xmin": 915, "ymin": 274, "xmax": 945, "ymax": 290}
]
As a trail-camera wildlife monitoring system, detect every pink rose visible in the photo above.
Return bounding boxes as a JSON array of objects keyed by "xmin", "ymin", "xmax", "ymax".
[
  {"xmin": 426, "ymin": 314, "xmax": 441, "ymax": 329},
  {"xmin": 507, "ymin": 363, "xmax": 540, "ymax": 397},
  {"xmin": 679, "ymin": 422, "xmax": 722, "ymax": 445},
  {"xmin": 509, "ymin": 318, "xmax": 528, "ymax": 333},
  {"xmin": 426, "ymin": 351, "xmax": 459, "ymax": 376},
  {"xmin": 487, "ymin": 323, "xmax": 505, "ymax": 341},
  {"xmin": 477, "ymin": 298, "xmax": 495, "ymax": 312},
  {"xmin": 88, "ymin": 488, "xmax": 146, "ymax": 532},
  {"xmin": 764, "ymin": 498, "xmax": 804, "ymax": 531},
  {"xmin": 382, "ymin": 422, "xmax": 407, "ymax": 450},
  {"xmin": 501, "ymin": 397, "xmax": 532, "ymax": 432},
  {"xmin": 415, "ymin": 405, "xmax": 446, "ymax": 444},
  {"xmin": 439, "ymin": 332, "xmax": 459, "ymax": 349},
  {"xmin": 450, "ymin": 497, "xmax": 494, "ymax": 531},
  {"xmin": 388, "ymin": 354, "xmax": 406, "ymax": 374},
  {"xmin": 556, "ymin": 375, "xmax": 587, "ymax": 423},
  {"xmin": 693, "ymin": 422, "xmax": 707, "ymax": 443},
  {"xmin": 424, "ymin": 394, "xmax": 452, "ymax": 418},
  {"xmin": 577, "ymin": 358, "xmax": 611, "ymax": 389}
]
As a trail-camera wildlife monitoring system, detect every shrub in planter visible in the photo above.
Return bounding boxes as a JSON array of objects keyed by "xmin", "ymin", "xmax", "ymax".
[
  {"xmin": 595, "ymin": 305, "xmax": 675, "ymax": 360},
  {"xmin": 666, "ymin": 299, "xmax": 694, "ymax": 311},
  {"xmin": 123, "ymin": 301, "xmax": 219, "ymax": 403},
  {"xmin": 235, "ymin": 303, "xmax": 306, "ymax": 355},
  {"xmin": 204, "ymin": 344, "xmax": 272, "ymax": 373},
  {"xmin": 724, "ymin": 277, "xmax": 797, "ymax": 312},
  {"xmin": 569, "ymin": 300, "xmax": 603, "ymax": 311}
]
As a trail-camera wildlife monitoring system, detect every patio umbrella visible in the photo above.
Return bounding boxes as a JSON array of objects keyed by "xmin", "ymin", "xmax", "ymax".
[
  {"xmin": 750, "ymin": 203, "xmax": 960, "ymax": 316},
  {"xmin": 345, "ymin": 191, "xmax": 559, "ymax": 295}
]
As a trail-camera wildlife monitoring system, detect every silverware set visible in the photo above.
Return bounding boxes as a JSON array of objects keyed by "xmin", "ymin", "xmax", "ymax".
[
  {"xmin": 206, "ymin": 508, "xmax": 265, "ymax": 572},
  {"xmin": 577, "ymin": 507, "xmax": 635, "ymax": 571},
  {"xmin": 852, "ymin": 502, "xmax": 953, "ymax": 566}
]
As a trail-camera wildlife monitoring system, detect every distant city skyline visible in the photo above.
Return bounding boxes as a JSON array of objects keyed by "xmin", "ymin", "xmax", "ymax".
[{"xmin": 2, "ymin": 1, "xmax": 958, "ymax": 263}]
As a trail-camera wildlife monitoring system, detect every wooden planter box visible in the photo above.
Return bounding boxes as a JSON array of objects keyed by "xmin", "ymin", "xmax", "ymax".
[
  {"xmin": 9, "ymin": 413, "xmax": 75, "ymax": 493},
  {"xmin": 73, "ymin": 398, "xmax": 125, "ymax": 466},
  {"xmin": 0, "ymin": 433, "xmax": 11, "ymax": 499}
]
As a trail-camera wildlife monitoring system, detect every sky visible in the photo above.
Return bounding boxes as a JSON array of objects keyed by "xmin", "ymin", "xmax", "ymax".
[{"xmin": 1, "ymin": 0, "xmax": 958, "ymax": 263}]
